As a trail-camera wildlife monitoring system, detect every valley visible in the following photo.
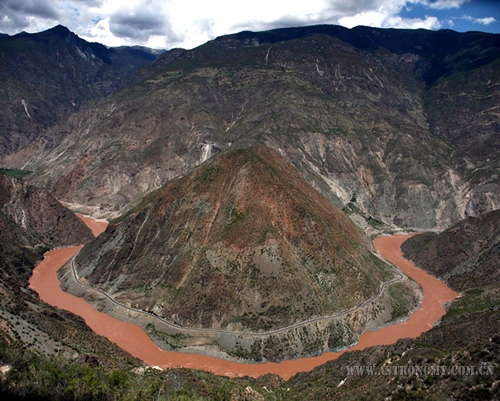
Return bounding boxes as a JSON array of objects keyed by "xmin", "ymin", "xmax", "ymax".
[
  {"xmin": 59, "ymin": 146, "xmax": 422, "ymax": 362},
  {"xmin": 29, "ymin": 215, "xmax": 456, "ymax": 380},
  {"xmin": 1, "ymin": 21, "xmax": 499, "ymax": 400},
  {"xmin": 4, "ymin": 26, "xmax": 500, "ymax": 229}
]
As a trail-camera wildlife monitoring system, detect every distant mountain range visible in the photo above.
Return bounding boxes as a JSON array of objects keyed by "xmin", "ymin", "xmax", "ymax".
[
  {"xmin": 3, "ymin": 24, "xmax": 499, "ymax": 230},
  {"xmin": 0, "ymin": 25, "xmax": 163, "ymax": 158},
  {"xmin": 0, "ymin": 22, "xmax": 499, "ymax": 398}
]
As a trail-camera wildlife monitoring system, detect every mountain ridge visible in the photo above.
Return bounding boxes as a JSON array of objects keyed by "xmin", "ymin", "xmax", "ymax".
[
  {"xmin": 0, "ymin": 24, "xmax": 161, "ymax": 158},
  {"xmin": 65, "ymin": 145, "xmax": 419, "ymax": 361},
  {"xmin": 6, "ymin": 24, "xmax": 499, "ymax": 229},
  {"xmin": 0, "ymin": 170, "xmax": 140, "ymax": 371}
]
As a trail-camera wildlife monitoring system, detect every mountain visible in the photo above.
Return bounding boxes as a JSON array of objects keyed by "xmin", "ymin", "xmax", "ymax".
[
  {"xmin": 68, "ymin": 146, "xmax": 418, "ymax": 360},
  {"xmin": 0, "ymin": 25, "xmax": 162, "ymax": 158},
  {"xmin": 402, "ymin": 209, "xmax": 500, "ymax": 291},
  {"xmin": 0, "ymin": 169, "xmax": 94, "ymax": 283},
  {"xmin": 0, "ymin": 171, "xmax": 138, "ymax": 368},
  {"xmin": 0, "ymin": 170, "xmax": 94, "ymax": 250},
  {"xmin": 5, "ymin": 25, "xmax": 499, "ymax": 230},
  {"xmin": 2, "ymin": 209, "xmax": 499, "ymax": 399},
  {"xmin": 0, "ymin": 24, "xmax": 499, "ymax": 399}
]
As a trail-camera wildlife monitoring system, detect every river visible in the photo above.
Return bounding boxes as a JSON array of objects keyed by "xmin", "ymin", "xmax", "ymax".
[{"xmin": 29, "ymin": 219, "xmax": 457, "ymax": 380}]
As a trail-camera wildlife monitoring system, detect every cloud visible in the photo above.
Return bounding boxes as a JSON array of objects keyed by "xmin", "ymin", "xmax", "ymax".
[
  {"xmin": 0, "ymin": 0, "xmax": 58, "ymax": 32},
  {"xmin": 0, "ymin": 0, "xmax": 496, "ymax": 49},
  {"xmin": 0, "ymin": 0, "xmax": 58, "ymax": 20},
  {"xmin": 462, "ymin": 15, "xmax": 497, "ymax": 25},
  {"xmin": 340, "ymin": 12, "xmax": 442, "ymax": 30},
  {"xmin": 443, "ymin": 13, "xmax": 497, "ymax": 29},
  {"xmin": 420, "ymin": 0, "xmax": 471, "ymax": 9},
  {"xmin": 475, "ymin": 16, "xmax": 496, "ymax": 25},
  {"xmin": 110, "ymin": 10, "xmax": 166, "ymax": 40}
]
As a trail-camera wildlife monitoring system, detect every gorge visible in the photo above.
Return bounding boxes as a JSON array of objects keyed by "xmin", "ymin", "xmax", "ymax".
[
  {"xmin": 29, "ymin": 215, "xmax": 457, "ymax": 379},
  {"xmin": 1, "ymin": 22, "xmax": 499, "ymax": 400}
]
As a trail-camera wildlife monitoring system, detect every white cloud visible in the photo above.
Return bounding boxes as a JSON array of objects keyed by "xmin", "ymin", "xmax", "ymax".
[
  {"xmin": 339, "ymin": 11, "xmax": 442, "ymax": 30},
  {"xmin": 420, "ymin": 0, "xmax": 471, "ymax": 10},
  {"xmin": 462, "ymin": 15, "xmax": 497, "ymax": 25},
  {"xmin": 475, "ymin": 17, "xmax": 496, "ymax": 25},
  {"xmin": 0, "ymin": 0, "xmax": 494, "ymax": 50}
]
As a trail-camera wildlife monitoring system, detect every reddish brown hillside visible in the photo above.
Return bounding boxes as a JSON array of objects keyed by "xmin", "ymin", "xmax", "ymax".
[{"xmin": 76, "ymin": 146, "xmax": 390, "ymax": 331}]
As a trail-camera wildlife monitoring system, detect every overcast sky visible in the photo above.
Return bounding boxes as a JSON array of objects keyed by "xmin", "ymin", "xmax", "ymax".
[{"xmin": 1, "ymin": 0, "xmax": 499, "ymax": 50}]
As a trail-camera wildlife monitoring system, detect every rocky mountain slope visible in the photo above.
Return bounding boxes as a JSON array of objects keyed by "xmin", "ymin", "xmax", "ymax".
[
  {"xmin": 402, "ymin": 209, "xmax": 500, "ymax": 291},
  {"xmin": 0, "ymin": 25, "xmax": 162, "ymax": 158},
  {"xmin": 68, "ymin": 146, "xmax": 417, "ymax": 360},
  {"xmin": 0, "ymin": 171, "xmax": 94, "ymax": 249},
  {"xmin": 2, "ymin": 211, "xmax": 499, "ymax": 400},
  {"xmin": 4, "ymin": 25, "xmax": 500, "ymax": 229},
  {"xmin": 0, "ymin": 171, "xmax": 137, "ymax": 370},
  {"xmin": 0, "ymin": 169, "xmax": 93, "ymax": 305}
]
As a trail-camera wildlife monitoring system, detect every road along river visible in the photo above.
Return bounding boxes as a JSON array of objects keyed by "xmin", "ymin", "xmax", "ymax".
[{"xmin": 29, "ymin": 219, "xmax": 457, "ymax": 380}]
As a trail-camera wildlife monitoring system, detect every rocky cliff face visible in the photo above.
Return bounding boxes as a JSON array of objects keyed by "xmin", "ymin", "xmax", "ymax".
[
  {"xmin": 6, "ymin": 25, "xmax": 499, "ymax": 229},
  {"xmin": 0, "ymin": 25, "xmax": 162, "ymax": 158},
  {"xmin": 0, "ymin": 172, "xmax": 94, "ymax": 250},
  {"xmin": 401, "ymin": 209, "xmax": 500, "ymax": 291}
]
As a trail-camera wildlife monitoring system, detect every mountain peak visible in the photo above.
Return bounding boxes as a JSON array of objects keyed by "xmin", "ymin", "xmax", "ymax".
[
  {"xmin": 77, "ymin": 145, "xmax": 390, "ymax": 330},
  {"xmin": 46, "ymin": 24, "xmax": 72, "ymax": 37}
]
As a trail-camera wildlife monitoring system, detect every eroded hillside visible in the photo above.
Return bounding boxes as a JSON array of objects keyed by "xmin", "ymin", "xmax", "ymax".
[
  {"xmin": 67, "ymin": 146, "xmax": 418, "ymax": 360},
  {"xmin": 6, "ymin": 26, "xmax": 499, "ymax": 229}
]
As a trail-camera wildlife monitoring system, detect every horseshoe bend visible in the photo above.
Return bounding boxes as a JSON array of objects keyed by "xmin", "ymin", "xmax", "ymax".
[
  {"xmin": 28, "ymin": 148, "xmax": 458, "ymax": 379},
  {"xmin": 57, "ymin": 147, "xmax": 423, "ymax": 361},
  {"xmin": 1, "ymin": 22, "xmax": 499, "ymax": 399},
  {"xmin": 28, "ymin": 223, "xmax": 458, "ymax": 380}
]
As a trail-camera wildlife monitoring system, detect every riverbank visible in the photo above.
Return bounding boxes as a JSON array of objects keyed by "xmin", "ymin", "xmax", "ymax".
[{"xmin": 29, "ymin": 226, "xmax": 457, "ymax": 380}]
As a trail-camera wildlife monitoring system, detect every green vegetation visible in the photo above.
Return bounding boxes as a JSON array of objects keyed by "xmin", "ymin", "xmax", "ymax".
[
  {"xmin": 443, "ymin": 289, "xmax": 500, "ymax": 320},
  {"xmin": 366, "ymin": 216, "xmax": 385, "ymax": 228},
  {"xmin": 2, "ymin": 309, "xmax": 498, "ymax": 401},
  {"xmin": 0, "ymin": 168, "xmax": 32, "ymax": 179},
  {"xmin": 215, "ymin": 208, "xmax": 247, "ymax": 242},
  {"xmin": 257, "ymin": 225, "xmax": 278, "ymax": 245},
  {"xmin": 36, "ymin": 245, "xmax": 51, "ymax": 255},
  {"xmin": 160, "ymin": 285, "xmax": 186, "ymax": 304},
  {"xmin": 342, "ymin": 200, "xmax": 386, "ymax": 228},
  {"xmin": 0, "ymin": 337, "xmax": 267, "ymax": 401},
  {"xmin": 224, "ymin": 341, "xmax": 262, "ymax": 361},
  {"xmin": 387, "ymin": 282, "xmax": 419, "ymax": 322},
  {"xmin": 197, "ymin": 165, "xmax": 222, "ymax": 183},
  {"xmin": 342, "ymin": 202, "xmax": 364, "ymax": 216},
  {"xmin": 145, "ymin": 324, "xmax": 191, "ymax": 349}
]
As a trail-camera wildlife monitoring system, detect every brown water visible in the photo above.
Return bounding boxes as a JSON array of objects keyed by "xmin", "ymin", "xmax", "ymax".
[
  {"xmin": 29, "ymin": 229, "xmax": 457, "ymax": 380},
  {"xmin": 76, "ymin": 214, "xmax": 107, "ymax": 237}
]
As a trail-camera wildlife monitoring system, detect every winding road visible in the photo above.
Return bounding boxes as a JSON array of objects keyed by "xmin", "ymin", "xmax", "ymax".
[
  {"xmin": 70, "ymin": 251, "xmax": 405, "ymax": 337},
  {"xmin": 30, "ymin": 219, "xmax": 458, "ymax": 379}
]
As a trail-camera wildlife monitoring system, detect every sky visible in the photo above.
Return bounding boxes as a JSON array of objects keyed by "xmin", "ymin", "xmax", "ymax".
[{"xmin": 0, "ymin": 0, "xmax": 499, "ymax": 50}]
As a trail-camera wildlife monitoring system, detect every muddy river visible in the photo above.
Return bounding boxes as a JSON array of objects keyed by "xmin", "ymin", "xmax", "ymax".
[{"xmin": 29, "ymin": 223, "xmax": 457, "ymax": 380}]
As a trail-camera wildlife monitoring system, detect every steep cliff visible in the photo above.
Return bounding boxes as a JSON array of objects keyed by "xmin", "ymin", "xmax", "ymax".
[
  {"xmin": 0, "ymin": 172, "xmax": 94, "ymax": 250},
  {"xmin": 402, "ymin": 209, "xmax": 500, "ymax": 291},
  {"xmin": 0, "ymin": 25, "xmax": 162, "ymax": 158}
]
